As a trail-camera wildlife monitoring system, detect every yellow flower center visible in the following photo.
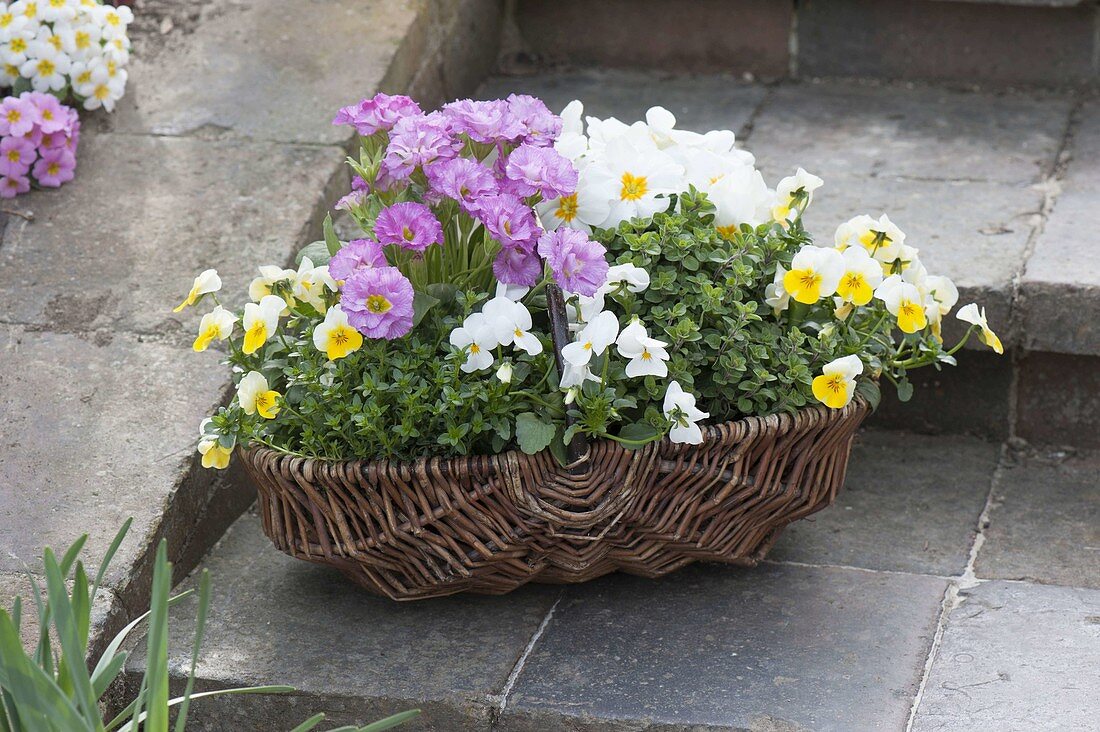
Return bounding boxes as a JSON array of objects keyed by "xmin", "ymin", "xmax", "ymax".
[
  {"xmin": 0, "ymin": 13, "xmax": 11, "ymax": 27},
  {"xmin": 75, "ymin": 30, "xmax": 90, "ymax": 49},
  {"xmin": 6, "ymin": 150, "xmax": 20, "ymax": 162},
  {"xmin": 46, "ymin": 162, "xmax": 59, "ymax": 176},
  {"xmin": 896, "ymin": 299, "xmax": 927, "ymax": 334},
  {"xmin": 47, "ymin": 34, "xmax": 62, "ymax": 51},
  {"xmin": 402, "ymin": 226, "xmax": 415, "ymax": 241},
  {"xmin": 366, "ymin": 294, "xmax": 392, "ymax": 314},
  {"xmin": 10, "ymin": 38, "xmax": 26, "ymax": 53},
  {"xmin": 715, "ymin": 224, "xmax": 738, "ymax": 241},
  {"xmin": 94, "ymin": 84, "xmax": 110, "ymax": 100},
  {"xmin": 783, "ymin": 268, "xmax": 823, "ymax": 304},
  {"xmin": 107, "ymin": 11, "xmax": 120, "ymax": 26},
  {"xmin": 641, "ymin": 350, "xmax": 652, "ymax": 360},
  {"xmin": 37, "ymin": 59, "xmax": 56, "ymax": 76},
  {"xmin": 5, "ymin": 65, "xmax": 18, "ymax": 78},
  {"xmin": 42, "ymin": 108, "xmax": 53, "ymax": 121},
  {"xmin": 837, "ymin": 272, "xmax": 873, "ymax": 306},
  {"xmin": 555, "ymin": 193, "xmax": 579, "ymax": 222},
  {"xmin": 812, "ymin": 373, "xmax": 851, "ymax": 409},
  {"xmin": 76, "ymin": 70, "xmax": 91, "ymax": 84},
  {"xmin": 24, "ymin": 3, "xmax": 37, "ymax": 19},
  {"xmin": 583, "ymin": 341, "xmax": 593, "ymax": 351},
  {"xmin": 619, "ymin": 172, "xmax": 648, "ymax": 201},
  {"xmin": 5, "ymin": 109, "xmax": 18, "ymax": 124},
  {"xmin": 469, "ymin": 343, "xmax": 481, "ymax": 354}
]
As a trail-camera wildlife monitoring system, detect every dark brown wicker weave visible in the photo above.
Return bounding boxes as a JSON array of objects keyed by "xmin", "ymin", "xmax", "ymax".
[{"xmin": 239, "ymin": 284, "xmax": 870, "ymax": 599}]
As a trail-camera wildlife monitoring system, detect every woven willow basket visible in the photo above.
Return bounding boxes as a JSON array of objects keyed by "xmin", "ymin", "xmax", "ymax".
[{"xmin": 239, "ymin": 285, "xmax": 871, "ymax": 600}]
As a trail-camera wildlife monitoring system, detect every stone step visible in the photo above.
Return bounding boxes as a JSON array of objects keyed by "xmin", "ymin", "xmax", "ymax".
[
  {"xmin": 479, "ymin": 71, "xmax": 1099, "ymax": 448},
  {"xmin": 507, "ymin": 0, "xmax": 1100, "ymax": 87},
  {"xmin": 121, "ymin": 431, "xmax": 1100, "ymax": 730}
]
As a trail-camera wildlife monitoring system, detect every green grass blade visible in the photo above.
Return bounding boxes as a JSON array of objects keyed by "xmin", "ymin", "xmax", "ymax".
[
  {"xmin": 113, "ymin": 686, "xmax": 295, "ymax": 732},
  {"xmin": 0, "ymin": 608, "xmax": 89, "ymax": 731},
  {"xmin": 140, "ymin": 541, "xmax": 172, "ymax": 732},
  {"xmin": 172, "ymin": 570, "xmax": 211, "ymax": 732},
  {"xmin": 287, "ymin": 713, "xmax": 326, "ymax": 732},
  {"xmin": 42, "ymin": 549, "xmax": 99, "ymax": 726},
  {"xmin": 90, "ymin": 590, "xmax": 193, "ymax": 687},
  {"xmin": 91, "ymin": 519, "xmax": 132, "ymax": 602},
  {"xmin": 90, "ymin": 651, "xmax": 127, "ymax": 701},
  {"xmin": 58, "ymin": 535, "xmax": 88, "ymax": 577},
  {"xmin": 20, "ymin": 570, "xmax": 52, "ymax": 675},
  {"xmin": 357, "ymin": 709, "xmax": 421, "ymax": 731},
  {"xmin": 72, "ymin": 562, "xmax": 91, "ymax": 652}
]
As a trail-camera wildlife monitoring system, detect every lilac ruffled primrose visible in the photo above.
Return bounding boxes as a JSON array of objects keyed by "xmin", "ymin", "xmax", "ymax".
[
  {"xmin": 476, "ymin": 193, "xmax": 540, "ymax": 248},
  {"xmin": 332, "ymin": 93, "xmax": 422, "ymax": 136},
  {"xmin": 538, "ymin": 228, "xmax": 610, "ymax": 297},
  {"xmin": 340, "ymin": 265, "xmax": 415, "ymax": 340},
  {"xmin": 426, "ymin": 157, "xmax": 498, "ymax": 213},
  {"xmin": 381, "ymin": 112, "xmax": 459, "ymax": 181},
  {"xmin": 375, "ymin": 202, "xmax": 444, "ymax": 252},
  {"xmin": 442, "ymin": 99, "xmax": 525, "ymax": 145},
  {"xmin": 504, "ymin": 144, "xmax": 577, "ymax": 199},
  {"xmin": 328, "ymin": 238, "xmax": 387, "ymax": 283}
]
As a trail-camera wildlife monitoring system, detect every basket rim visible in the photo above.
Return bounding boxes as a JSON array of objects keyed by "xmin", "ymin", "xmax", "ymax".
[{"xmin": 240, "ymin": 397, "xmax": 870, "ymax": 471}]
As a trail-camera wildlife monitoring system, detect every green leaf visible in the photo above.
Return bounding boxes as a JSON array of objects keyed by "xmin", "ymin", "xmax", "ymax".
[
  {"xmin": 288, "ymin": 713, "xmax": 327, "ymax": 732},
  {"xmin": 42, "ymin": 549, "xmax": 98, "ymax": 723},
  {"xmin": 323, "ymin": 213, "xmax": 342, "ymax": 256},
  {"xmin": 296, "ymin": 241, "xmax": 332, "ymax": 267},
  {"xmin": 617, "ymin": 422, "xmax": 659, "ymax": 445},
  {"xmin": 173, "ymin": 569, "xmax": 212, "ymax": 732},
  {"xmin": 359, "ymin": 709, "xmax": 422, "ymax": 731},
  {"xmin": 895, "ymin": 378, "xmax": 914, "ymax": 403},
  {"xmin": 515, "ymin": 412, "xmax": 555, "ymax": 455},
  {"xmin": 425, "ymin": 283, "xmax": 458, "ymax": 304},
  {"xmin": 855, "ymin": 379, "xmax": 881, "ymax": 411},
  {"xmin": 411, "ymin": 290, "xmax": 440, "ymax": 328},
  {"xmin": 141, "ymin": 541, "xmax": 172, "ymax": 732}
]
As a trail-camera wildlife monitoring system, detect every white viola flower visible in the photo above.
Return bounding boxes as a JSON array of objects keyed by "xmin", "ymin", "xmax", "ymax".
[
  {"xmin": 197, "ymin": 418, "xmax": 231, "ymax": 470},
  {"xmin": 834, "ymin": 246, "xmax": 883, "ymax": 306},
  {"xmin": 495, "ymin": 361, "xmax": 513, "ymax": 384},
  {"xmin": 312, "ymin": 305, "xmax": 363, "ymax": 361},
  {"xmin": 835, "ymin": 213, "xmax": 906, "ymax": 266},
  {"xmin": 192, "ymin": 305, "xmax": 237, "ymax": 353},
  {"xmin": 600, "ymin": 263, "xmax": 650, "ymax": 295},
  {"xmin": 249, "ymin": 264, "xmax": 295, "ymax": 304},
  {"xmin": 616, "ymin": 318, "xmax": 670, "ymax": 378},
  {"xmin": 535, "ymin": 169, "xmax": 612, "ymax": 232},
  {"xmin": 876, "ymin": 277, "xmax": 928, "ymax": 334},
  {"xmin": 956, "ymin": 303, "xmax": 1004, "ymax": 354},
  {"xmin": 812, "ymin": 355, "xmax": 863, "ymax": 409},
  {"xmin": 483, "ymin": 296, "xmax": 544, "ymax": 356},
  {"xmin": 772, "ymin": 167, "xmax": 824, "ymax": 222},
  {"xmin": 495, "ymin": 281, "xmax": 530, "ymax": 301},
  {"xmin": 174, "ymin": 269, "xmax": 222, "ymax": 312},
  {"xmin": 449, "ymin": 312, "xmax": 498, "ymax": 373},
  {"xmin": 292, "ymin": 257, "xmax": 338, "ymax": 312},
  {"xmin": 764, "ymin": 265, "xmax": 790, "ymax": 315},
  {"xmin": 566, "ymin": 292, "xmax": 605, "ymax": 330},
  {"xmin": 709, "ymin": 165, "xmax": 773, "ymax": 238},
  {"xmin": 663, "ymin": 380, "xmax": 709, "ymax": 445},
  {"xmin": 923, "ymin": 275, "xmax": 959, "ymax": 338},
  {"xmin": 561, "ymin": 310, "xmax": 618, "ymax": 369},
  {"xmin": 20, "ymin": 42, "xmax": 70, "ymax": 91},
  {"xmin": 237, "ymin": 371, "xmax": 281, "ymax": 419},
  {"xmin": 241, "ymin": 295, "xmax": 286, "ymax": 355},
  {"xmin": 782, "ymin": 245, "xmax": 845, "ymax": 305},
  {"xmin": 585, "ymin": 135, "xmax": 685, "ymax": 228}
]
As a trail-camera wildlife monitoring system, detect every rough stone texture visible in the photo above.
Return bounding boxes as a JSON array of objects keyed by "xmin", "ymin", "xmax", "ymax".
[
  {"xmin": 513, "ymin": 0, "xmax": 792, "ymax": 79},
  {"xmin": 122, "ymin": 514, "xmax": 560, "ymax": 731},
  {"xmin": 0, "ymin": 571, "xmax": 125, "ymax": 655},
  {"xmin": 771, "ymin": 430, "xmax": 998, "ymax": 576},
  {"xmin": 1015, "ymin": 352, "xmax": 1100, "ymax": 448},
  {"xmin": 911, "ymin": 581, "xmax": 1100, "ymax": 731},
  {"xmin": 749, "ymin": 82, "xmax": 1072, "ymax": 184},
  {"xmin": 1021, "ymin": 100, "xmax": 1100, "ymax": 356},
  {"xmin": 98, "ymin": 0, "xmax": 420, "ymax": 144},
  {"xmin": 479, "ymin": 70, "xmax": 766, "ymax": 138},
  {"xmin": 975, "ymin": 449, "xmax": 1100, "ymax": 589},
  {"xmin": 502, "ymin": 563, "xmax": 947, "ymax": 731},
  {"xmin": 0, "ymin": 133, "xmax": 345, "ymax": 336},
  {"xmin": 797, "ymin": 0, "xmax": 1098, "ymax": 86}
]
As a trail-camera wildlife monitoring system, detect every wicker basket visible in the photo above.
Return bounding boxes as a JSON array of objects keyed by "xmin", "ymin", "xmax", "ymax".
[{"xmin": 239, "ymin": 285, "xmax": 871, "ymax": 599}]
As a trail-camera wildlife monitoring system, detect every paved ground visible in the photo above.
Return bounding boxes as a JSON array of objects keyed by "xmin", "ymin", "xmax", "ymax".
[{"xmin": 125, "ymin": 431, "xmax": 1100, "ymax": 731}]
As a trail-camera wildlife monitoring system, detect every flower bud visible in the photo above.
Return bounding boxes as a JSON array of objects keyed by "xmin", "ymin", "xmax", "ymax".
[{"xmin": 496, "ymin": 362, "xmax": 513, "ymax": 384}]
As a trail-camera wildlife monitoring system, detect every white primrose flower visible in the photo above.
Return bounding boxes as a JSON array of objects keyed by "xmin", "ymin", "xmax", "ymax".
[
  {"xmin": 174, "ymin": 269, "xmax": 222, "ymax": 312},
  {"xmin": 561, "ymin": 310, "xmax": 618, "ymax": 369},
  {"xmin": 1, "ymin": 14, "xmax": 36, "ymax": 67},
  {"xmin": 483, "ymin": 296, "xmax": 544, "ymax": 356},
  {"xmin": 535, "ymin": 169, "xmax": 612, "ymax": 232},
  {"xmin": 764, "ymin": 265, "xmax": 790, "ymax": 315},
  {"xmin": 680, "ymin": 147, "xmax": 756, "ymax": 194},
  {"xmin": 192, "ymin": 305, "xmax": 237, "ymax": 353},
  {"xmin": 876, "ymin": 276, "xmax": 929, "ymax": 334},
  {"xmin": 241, "ymin": 294, "xmax": 286, "ymax": 355},
  {"xmin": 709, "ymin": 165, "xmax": 774, "ymax": 237},
  {"xmin": 772, "ymin": 167, "xmax": 823, "ymax": 222},
  {"xmin": 601, "ymin": 263, "xmax": 650, "ymax": 294},
  {"xmin": 616, "ymin": 317, "xmax": 669, "ymax": 378},
  {"xmin": 237, "ymin": 371, "xmax": 281, "ymax": 419},
  {"xmin": 449, "ymin": 312, "xmax": 499, "ymax": 373},
  {"xmin": 812, "ymin": 355, "xmax": 863, "ymax": 409},
  {"xmin": 20, "ymin": 42, "xmax": 70, "ymax": 91},
  {"xmin": 39, "ymin": 0, "xmax": 77, "ymax": 24},
  {"xmin": 94, "ymin": 2, "xmax": 132, "ymax": 39},
  {"xmin": 645, "ymin": 106, "xmax": 740, "ymax": 156},
  {"xmin": 782, "ymin": 245, "xmax": 845, "ymax": 305},
  {"xmin": 312, "ymin": 305, "xmax": 363, "ymax": 361},
  {"xmin": 554, "ymin": 99, "xmax": 589, "ymax": 163},
  {"xmin": 585, "ymin": 135, "xmax": 685, "ymax": 228},
  {"xmin": 663, "ymin": 380, "xmax": 709, "ymax": 445},
  {"xmin": 956, "ymin": 303, "xmax": 1004, "ymax": 354}
]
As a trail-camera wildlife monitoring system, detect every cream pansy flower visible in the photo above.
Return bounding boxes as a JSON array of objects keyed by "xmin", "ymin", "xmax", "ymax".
[
  {"xmin": 585, "ymin": 135, "xmax": 684, "ymax": 228},
  {"xmin": 241, "ymin": 294, "xmax": 285, "ymax": 354},
  {"xmin": 449, "ymin": 312, "xmax": 498, "ymax": 373},
  {"xmin": 174, "ymin": 269, "xmax": 222, "ymax": 312},
  {"xmin": 834, "ymin": 246, "xmax": 883, "ymax": 307},
  {"xmin": 483, "ymin": 296, "xmax": 544, "ymax": 356},
  {"xmin": 292, "ymin": 257, "xmax": 338, "ymax": 312},
  {"xmin": 562, "ymin": 310, "xmax": 618, "ymax": 369},
  {"xmin": 616, "ymin": 317, "xmax": 669, "ymax": 378},
  {"xmin": 772, "ymin": 167, "xmax": 823, "ymax": 222},
  {"xmin": 876, "ymin": 276, "xmax": 928, "ymax": 334},
  {"xmin": 956, "ymin": 303, "xmax": 1003, "ymax": 354},
  {"xmin": 663, "ymin": 380, "xmax": 709, "ymax": 445},
  {"xmin": 197, "ymin": 419, "xmax": 231, "ymax": 470},
  {"xmin": 495, "ymin": 361, "xmax": 513, "ymax": 384},
  {"xmin": 237, "ymin": 371, "xmax": 281, "ymax": 419},
  {"xmin": 783, "ymin": 245, "xmax": 845, "ymax": 305},
  {"xmin": 835, "ymin": 214, "xmax": 905, "ymax": 266},
  {"xmin": 812, "ymin": 355, "xmax": 863, "ymax": 409},
  {"xmin": 192, "ymin": 305, "xmax": 236, "ymax": 352},
  {"xmin": 249, "ymin": 264, "xmax": 296, "ymax": 304},
  {"xmin": 312, "ymin": 305, "xmax": 363, "ymax": 361}
]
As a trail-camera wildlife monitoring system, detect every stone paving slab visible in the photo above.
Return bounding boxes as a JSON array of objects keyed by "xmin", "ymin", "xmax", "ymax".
[
  {"xmin": 771, "ymin": 430, "xmax": 999, "ymax": 576},
  {"xmin": 501, "ymin": 563, "xmax": 947, "ymax": 731},
  {"xmin": 911, "ymin": 580, "xmax": 1100, "ymax": 732},
  {"xmin": 97, "ymin": 0, "xmax": 420, "ymax": 144},
  {"xmin": 479, "ymin": 70, "xmax": 766, "ymax": 138},
  {"xmin": 123, "ymin": 513, "xmax": 560, "ymax": 731},
  {"xmin": 975, "ymin": 449, "xmax": 1100, "ymax": 589},
  {"xmin": 0, "ymin": 131, "xmax": 345, "ymax": 337}
]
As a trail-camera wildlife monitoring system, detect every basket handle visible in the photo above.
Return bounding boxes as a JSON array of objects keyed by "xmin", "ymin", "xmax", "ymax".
[{"xmin": 545, "ymin": 282, "xmax": 590, "ymax": 468}]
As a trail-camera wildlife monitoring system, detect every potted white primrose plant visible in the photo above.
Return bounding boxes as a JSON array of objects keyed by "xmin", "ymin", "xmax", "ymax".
[{"xmin": 175, "ymin": 94, "xmax": 1002, "ymax": 600}]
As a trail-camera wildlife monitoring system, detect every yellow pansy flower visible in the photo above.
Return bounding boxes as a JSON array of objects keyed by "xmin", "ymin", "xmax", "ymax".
[
  {"xmin": 956, "ymin": 303, "xmax": 1003, "ymax": 354},
  {"xmin": 835, "ymin": 246, "xmax": 883, "ymax": 307},
  {"xmin": 237, "ymin": 371, "xmax": 281, "ymax": 419},
  {"xmin": 877, "ymin": 277, "xmax": 929, "ymax": 334},
  {"xmin": 311, "ymin": 305, "xmax": 362, "ymax": 361},
  {"xmin": 192, "ymin": 305, "xmax": 237, "ymax": 352},
  {"xmin": 782, "ymin": 245, "xmax": 844, "ymax": 305},
  {"xmin": 241, "ymin": 295, "xmax": 285, "ymax": 355},
  {"xmin": 173, "ymin": 269, "xmax": 221, "ymax": 312},
  {"xmin": 812, "ymin": 355, "xmax": 863, "ymax": 409}
]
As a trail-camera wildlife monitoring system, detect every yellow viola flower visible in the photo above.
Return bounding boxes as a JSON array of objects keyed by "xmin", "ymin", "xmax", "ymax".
[
  {"xmin": 192, "ymin": 305, "xmax": 237, "ymax": 352},
  {"xmin": 237, "ymin": 371, "xmax": 281, "ymax": 419},
  {"xmin": 197, "ymin": 437, "xmax": 231, "ymax": 469},
  {"xmin": 772, "ymin": 167, "xmax": 823, "ymax": 223},
  {"xmin": 782, "ymin": 245, "xmax": 844, "ymax": 305},
  {"xmin": 812, "ymin": 355, "xmax": 863, "ymax": 409},
  {"xmin": 311, "ymin": 305, "xmax": 363, "ymax": 361},
  {"xmin": 877, "ymin": 277, "xmax": 928, "ymax": 334},
  {"xmin": 834, "ymin": 246, "xmax": 883, "ymax": 306},
  {"xmin": 956, "ymin": 303, "xmax": 1003, "ymax": 354},
  {"xmin": 241, "ymin": 295, "xmax": 285, "ymax": 355},
  {"xmin": 173, "ymin": 269, "xmax": 221, "ymax": 312},
  {"xmin": 835, "ymin": 214, "xmax": 905, "ymax": 268},
  {"xmin": 249, "ymin": 265, "xmax": 296, "ymax": 309}
]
